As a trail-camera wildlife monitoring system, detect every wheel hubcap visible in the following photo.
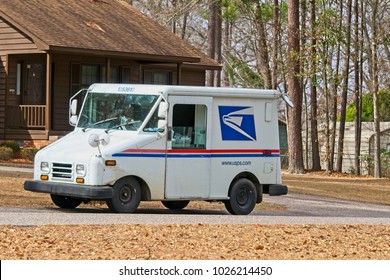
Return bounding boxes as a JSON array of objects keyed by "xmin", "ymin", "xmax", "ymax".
[
  {"xmin": 237, "ymin": 187, "xmax": 250, "ymax": 205},
  {"xmin": 120, "ymin": 185, "xmax": 132, "ymax": 203}
]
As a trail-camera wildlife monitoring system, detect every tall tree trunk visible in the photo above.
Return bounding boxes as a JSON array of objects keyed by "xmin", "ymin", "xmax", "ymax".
[
  {"xmin": 330, "ymin": 1, "xmax": 344, "ymax": 171},
  {"xmin": 336, "ymin": 0, "xmax": 353, "ymax": 172},
  {"xmin": 322, "ymin": 51, "xmax": 331, "ymax": 172},
  {"xmin": 206, "ymin": 0, "xmax": 217, "ymax": 87},
  {"xmin": 300, "ymin": 0, "xmax": 308, "ymax": 168},
  {"xmin": 354, "ymin": 0, "xmax": 362, "ymax": 175},
  {"xmin": 254, "ymin": 2, "xmax": 272, "ymax": 89},
  {"xmin": 172, "ymin": 0, "xmax": 177, "ymax": 34},
  {"xmin": 358, "ymin": 0, "xmax": 365, "ymax": 173},
  {"xmin": 181, "ymin": 11, "xmax": 188, "ymax": 40},
  {"xmin": 287, "ymin": 0, "xmax": 304, "ymax": 174},
  {"xmin": 371, "ymin": 0, "xmax": 381, "ymax": 178},
  {"xmin": 272, "ymin": 0, "xmax": 280, "ymax": 89},
  {"xmin": 309, "ymin": 0, "xmax": 321, "ymax": 171},
  {"xmin": 214, "ymin": 0, "xmax": 222, "ymax": 87},
  {"xmin": 222, "ymin": 19, "xmax": 231, "ymax": 87}
]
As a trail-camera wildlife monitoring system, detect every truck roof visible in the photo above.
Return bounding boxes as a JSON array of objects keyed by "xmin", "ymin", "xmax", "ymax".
[{"xmin": 87, "ymin": 83, "xmax": 282, "ymax": 99}]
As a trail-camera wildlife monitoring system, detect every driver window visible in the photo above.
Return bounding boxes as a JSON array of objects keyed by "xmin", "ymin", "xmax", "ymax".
[{"xmin": 172, "ymin": 104, "xmax": 207, "ymax": 149}]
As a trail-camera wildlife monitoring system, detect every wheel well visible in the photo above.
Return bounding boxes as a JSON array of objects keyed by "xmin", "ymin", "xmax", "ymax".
[{"xmin": 229, "ymin": 172, "xmax": 262, "ymax": 203}]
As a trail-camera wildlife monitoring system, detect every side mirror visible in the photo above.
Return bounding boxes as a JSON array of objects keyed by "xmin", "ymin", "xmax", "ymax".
[
  {"xmin": 69, "ymin": 99, "xmax": 78, "ymax": 126},
  {"xmin": 70, "ymin": 99, "xmax": 78, "ymax": 115},
  {"xmin": 158, "ymin": 119, "xmax": 167, "ymax": 131},
  {"xmin": 282, "ymin": 93, "xmax": 294, "ymax": 108},
  {"xmin": 157, "ymin": 119, "xmax": 167, "ymax": 137},
  {"xmin": 158, "ymin": 101, "xmax": 168, "ymax": 119},
  {"xmin": 69, "ymin": 115, "xmax": 78, "ymax": 125}
]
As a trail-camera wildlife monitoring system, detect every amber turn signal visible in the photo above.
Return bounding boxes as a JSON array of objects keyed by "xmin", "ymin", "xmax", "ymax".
[
  {"xmin": 76, "ymin": 178, "xmax": 85, "ymax": 184},
  {"xmin": 105, "ymin": 160, "xmax": 116, "ymax": 166}
]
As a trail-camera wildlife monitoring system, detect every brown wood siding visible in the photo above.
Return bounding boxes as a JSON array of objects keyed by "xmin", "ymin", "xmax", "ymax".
[
  {"xmin": 0, "ymin": 19, "xmax": 39, "ymax": 54},
  {"xmin": 7, "ymin": 56, "xmax": 21, "ymax": 107},
  {"xmin": 0, "ymin": 18, "xmax": 40, "ymax": 137},
  {"xmin": 50, "ymin": 54, "xmax": 144, "ymax": 132},
  {"xmin": 0, "ymin": 55, "xmax": 5, "ymax": 135},
  {"xmin": 110, "ymin": 58, "xmax": 141, "ymax": 83},
  {"xmin": 51, "ymin": 54, "xmax": 72, "ymax": 131},
  {"xmin": 181, "ymin": 69, "xmax": 205, "ymax": 86},
  {"xmin": 141, "ymin": 64, "xmax": 206, "ymax": 86}
]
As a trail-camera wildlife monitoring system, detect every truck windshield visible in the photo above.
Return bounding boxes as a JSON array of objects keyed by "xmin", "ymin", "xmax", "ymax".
[{"xmin": 77, "ymin": 92, "xmax": 159, "ymax": 131}]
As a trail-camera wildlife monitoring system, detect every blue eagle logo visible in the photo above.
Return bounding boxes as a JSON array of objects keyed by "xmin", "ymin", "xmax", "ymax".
[{"xmin": 218, "ymin": 106, "xmax": 257, "ymax": 141}]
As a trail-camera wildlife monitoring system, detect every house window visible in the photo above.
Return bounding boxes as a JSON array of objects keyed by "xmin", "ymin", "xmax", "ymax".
[
  {"xmin": 122, "ymin": 67, "xmax": 131, "ymax": 83},
  {"xmin": 71, "ymin": 63, "xmax": 132, "ymax": 96},
  {"xmin": 81, "ymin": 65, "xmax": 99, "ymax": 87},
  {"xmin": 144, "ymin": 70, "xmax": 173, "ymax": 85},
  {"xmin": 153, "ymin": 71, "xmax": 170, "ymax": 84},
  {"xmin": 102, "ymin": 66, "xmax": 122, "ymax": 83},
  {"xmin": 16, "ymin": 63, "xmax": 21, "ymax": 95}
]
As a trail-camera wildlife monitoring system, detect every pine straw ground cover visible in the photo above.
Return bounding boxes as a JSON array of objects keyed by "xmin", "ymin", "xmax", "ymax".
[
  {"xmin": 0, "ymin": 170, "xmax": 389, "ymax": 260},
  {"xmin": 1, "ymin": 224, "xmax": 389, "ymax": 260}
]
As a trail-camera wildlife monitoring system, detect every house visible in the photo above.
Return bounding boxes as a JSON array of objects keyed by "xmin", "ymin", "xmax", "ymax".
[
  {"xmin": 0, "ymin": 0, "xmax": 220, "ymax": 146},
  {"xmin": 304, "ymin": 122, "xmax": 390, "ymax": 175}
]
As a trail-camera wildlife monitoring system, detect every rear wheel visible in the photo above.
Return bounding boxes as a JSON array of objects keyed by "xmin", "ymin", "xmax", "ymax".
[
  {"xmin": 106, "ymin": 177, "xmax": 141, "ymax": 213},
  {"xmin": 161, "ymin": 200, "xmax": 190, "ymax": 210},
  {"xmin": 50, "ymin": 194, "xmax": 82, "ymax": 209},
  {"xmin": 224, "ymin": 178, "xmax": 257, "ymax": 215}
]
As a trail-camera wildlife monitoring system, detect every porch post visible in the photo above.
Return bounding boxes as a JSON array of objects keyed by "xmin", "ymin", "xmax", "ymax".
[
  {"xmin": 176, "ymin": 62, "xmax": 182, "ymax": 85},
  {"xmin": 45, "ymin": 53, "xmax": 52, "ymax": 134}
]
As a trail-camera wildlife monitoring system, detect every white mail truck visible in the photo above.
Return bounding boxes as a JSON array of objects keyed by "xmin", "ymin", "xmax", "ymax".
[{"xmin": 24, "ymin": 84, "xmax": 289, "ymax": 215}]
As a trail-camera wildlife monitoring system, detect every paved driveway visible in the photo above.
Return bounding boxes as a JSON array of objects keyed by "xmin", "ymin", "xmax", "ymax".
[{"xmin": 1, "ymin": 193, "xmax": 389, "ymax": 226}]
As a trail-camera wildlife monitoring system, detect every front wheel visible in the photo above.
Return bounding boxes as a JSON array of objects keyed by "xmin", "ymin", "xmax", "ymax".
[
  {"xmin": 106, "ymin": 177, "xmax": 141, "ymax": 213},
  {"xmin": 224, "ymin": 178, "xmax": 257, "ymax": 215},
  {"xmin": 50, "ymin": 194, "xmax": 82, "ymax": 209}
]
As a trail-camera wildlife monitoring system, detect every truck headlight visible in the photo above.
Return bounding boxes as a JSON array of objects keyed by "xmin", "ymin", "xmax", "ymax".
[
  {"xmin": 76, "ymin": 164, "xmax": 86, "ymax": 177},
  {"xmin": 40, "ymin": 162, "xmax": 50, "ymax": 173}
]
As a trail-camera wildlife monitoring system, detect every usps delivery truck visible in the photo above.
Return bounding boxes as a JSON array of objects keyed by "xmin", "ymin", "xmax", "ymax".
[{"xmin": 24, "ymin": 84, "xmax": 289, "ymax": 215}]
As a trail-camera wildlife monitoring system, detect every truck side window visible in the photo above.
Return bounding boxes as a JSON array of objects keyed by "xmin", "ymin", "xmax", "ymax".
[{"xmin": 172, "ymin": 104, "xmax": 207, "ymax": 149}]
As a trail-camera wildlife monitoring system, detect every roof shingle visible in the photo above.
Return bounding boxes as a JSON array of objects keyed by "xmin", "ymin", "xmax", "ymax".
[{"xmin": 0, "ymin": 0, "xmax": 220, "ymax": 67}]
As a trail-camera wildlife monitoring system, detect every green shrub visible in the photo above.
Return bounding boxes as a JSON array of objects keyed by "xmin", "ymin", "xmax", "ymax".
[
  {"xmin": 0, "ymin": 146, "xmax": 13, "ymax": 160},
  {"xmin": 0, "ymin": 141, "xmax": 20, "ymax": 155},
  {"xmin": 21, "ymin": 147, "xmax": 39, "ymax": 161}
]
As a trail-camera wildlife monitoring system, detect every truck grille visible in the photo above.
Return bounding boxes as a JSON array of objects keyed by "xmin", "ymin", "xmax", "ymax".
[{"xmin": 51, "ymin": 163, "xmax": 73, "ymax": 180}]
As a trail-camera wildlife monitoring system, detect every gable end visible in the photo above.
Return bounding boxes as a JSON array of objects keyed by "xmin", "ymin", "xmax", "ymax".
[{"xmin": 0, "ymin": 18, "xmax": 39, "ymax": 55}]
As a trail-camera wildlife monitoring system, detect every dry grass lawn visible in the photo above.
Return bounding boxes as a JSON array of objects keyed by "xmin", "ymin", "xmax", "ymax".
[
  {"xmin": 283, "ymin": 171, "xmax": 390, "ymax": 205},
  {"xmin": 0, "ymin": 170, "xmax": 389, "ymax": 260}
]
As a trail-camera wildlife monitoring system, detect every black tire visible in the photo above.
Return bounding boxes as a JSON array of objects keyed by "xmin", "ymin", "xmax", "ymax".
[
  {"xmin": 161, "ymin": 200, "xmax": 190, "ymax": 210},
  {"xmin": 50, "ymin": 194, "xmax": 82, "ymax": 209},
  {"xmin": 106, "ymin": 177, "xmax": 141, "ymax": 213},
  {"xmin": 224, "ymin": 178, "xmax": 257, "ymax": 215}
]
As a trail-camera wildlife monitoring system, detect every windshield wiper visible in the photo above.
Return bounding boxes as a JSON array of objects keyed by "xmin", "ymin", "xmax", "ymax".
[
  {"xmin": 81, "ymin": 117, "xmax": 118, "ymax": 132},
  {"xmin": 93, "ymin": 117, "xmax": 118, "ymax": 126},
  {"xmin": 105, "ymin": 120, "xmax": 141, "ymax": 133}
]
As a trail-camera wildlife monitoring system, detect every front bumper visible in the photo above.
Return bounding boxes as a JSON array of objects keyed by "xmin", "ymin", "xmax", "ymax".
[{"xmin": 24, "ymin": 180, "xmax": 113, "ymax": 199}]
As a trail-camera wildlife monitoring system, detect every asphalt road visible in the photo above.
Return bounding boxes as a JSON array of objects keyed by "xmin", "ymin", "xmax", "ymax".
[
  {"xmin": 0, "ymin": 166, "xmax": 388, "ymax": 225},
  {"xmin": 1, "ymin": 193, "xmax": 389, "ymax": 226}
]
